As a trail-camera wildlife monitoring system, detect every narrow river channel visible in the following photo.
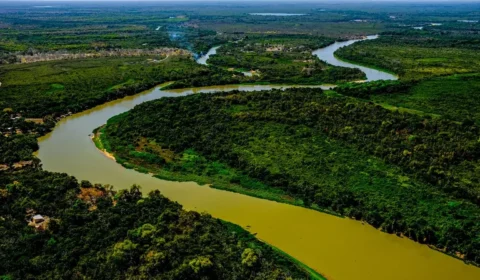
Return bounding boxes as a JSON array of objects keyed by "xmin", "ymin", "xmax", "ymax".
[
  {"xmin": 37, "ymin": 38, "xmax": 479, "ymax": 280},
  {"xmin": 312, "ymin": 35, "xmax": 397, "ymax": 81},
  {"xmin": 196, "ymin": 46, "xmax": 220, "ymax": 65}
]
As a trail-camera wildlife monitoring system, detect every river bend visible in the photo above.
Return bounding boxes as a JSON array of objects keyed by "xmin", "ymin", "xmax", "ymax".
[{"xmin": 37, "ymin": 38, "xmax": 478, "ymax": 280}]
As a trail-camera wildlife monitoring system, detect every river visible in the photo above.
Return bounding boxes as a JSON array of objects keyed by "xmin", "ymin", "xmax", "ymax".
[
  {"xmin": 312, "ymin": 35, "xmax": 397, "ymax": 81},
  {"xmin": 196, "ymin": 46, "xmax": 220, "ymax": 65},
  {"xmin": 37, "ymin": 38, "xmax": 479, "ymax": 280}
]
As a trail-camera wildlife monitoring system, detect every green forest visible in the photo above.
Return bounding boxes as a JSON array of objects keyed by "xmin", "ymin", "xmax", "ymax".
[
  {"xmin": 0, "ymin": 169, "xmax": 317, "ymax": 279},
  {"xmin": 335, "ymin": 30, "xmax": 480, "ymax": 80},
  {"xmin": 0, "ymin": 111, "xmax": 54, "ymax": 166},
  {"xmin": 100, "ymin": 88, "xmax": 480, "ymax": 265},
  {"xmin": 0, "ymin": 56, "xmax": 245, "ymax": 118},
  {"xmin": 339, "ymin": 74, "xmax": 480, "ymax": 124},
  {"xmin": 1, "ymin": 1, "xmax": 480, "ymax": 278},
  {"xmin": 207, "ymin": 35, "xmax": 365, "ymax": 84},
  {"xmin": 333, "ymin": 27, "xmax": 480, "ymax": 125}
]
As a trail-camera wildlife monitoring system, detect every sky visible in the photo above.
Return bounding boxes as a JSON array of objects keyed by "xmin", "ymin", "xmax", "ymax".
[
  {"xmin": 2, "ymin": 0, "xmax": 480, "ymax": 5},
  {"xmin": 5, "ymin": 0, "xmax": 480, "ymax": 2}
]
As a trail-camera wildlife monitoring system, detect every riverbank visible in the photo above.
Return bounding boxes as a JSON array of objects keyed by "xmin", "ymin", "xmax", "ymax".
[
  {"xmin": 164, "ymin": 81, "xmax": 332, "ymax": 89},
  {"xmin": 92, "ymin": 124, "xmax": 342, "ymax": 218},
  {"xmin": 91, "ymin": 126, "xmax": 116, "ymax": 162},
  {"xmin": 96, "ymin": 85, "xmax": 480, "ymax": 268},
  {"xmin": 311, "ymin": 35, "xmax": 397, "ymax": 82},
  {"xmin": 91, "ymin": 125, "xmax": 328, "ymax": 278},
  {"xmin": 36, "ymin": 39, "xmax": 480, "ymax": 280},
  {"xmin": 333, "ymin": 53, "xmax": 399, "ymax": 77},
  {"xmin": 223, "ymin": 221, "xmax": 328, "ymax": 280}
]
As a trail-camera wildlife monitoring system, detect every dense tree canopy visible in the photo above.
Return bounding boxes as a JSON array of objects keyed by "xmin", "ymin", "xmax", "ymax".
[
  {"xmin": 353, "ymin": 74, "xmax": 480, "ymax": 124},
  {"xmin": 102, "ymin": 88, "xmax": 480, "ymax": 265},
  {"xmin": 335, "ymin": 31, "xmax": 480, "ymax": 80},
  {"xmin": 207, "ymin": 35, "xmax": 365, "ymax": 84},
  {"xmin": 0, "ymin": 56, "xmax": 245, "ymax": 118},
  {"xmin": 2, "ymin": 2, "xmax": 480, "ymax": 277},
  {"xmin": 0, "ymin": 169, "xmax": 314, "ymax": 279}
]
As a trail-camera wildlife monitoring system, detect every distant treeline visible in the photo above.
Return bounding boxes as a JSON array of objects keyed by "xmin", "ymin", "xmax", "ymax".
[{"xmin": 0, "ymin": 56, "xmax": 243, "ymax": 118}]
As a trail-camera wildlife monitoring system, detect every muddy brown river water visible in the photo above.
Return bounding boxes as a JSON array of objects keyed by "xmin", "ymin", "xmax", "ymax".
[{"xmin": 37, "ymin": 38, "xmax": 479, "ymax": 279}]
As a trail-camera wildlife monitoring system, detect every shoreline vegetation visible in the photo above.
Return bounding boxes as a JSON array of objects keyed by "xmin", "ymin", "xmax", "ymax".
[
  {"xmin": 77, "ymin": 30, "xmax": 480, "ymax": 268},
  {"xmin": 91, "ymin": 125, "xmax": 328, "ymax": 279},
  {"xmin": 89, "ymin": 87, "xmax": 479, "ymax": 266},
  {"xmin": 2, "ymin": 2, "xmax": 480, "ymax": 278},
  {"xmin": 333, "ymin": 53, "xmax": 398, "ymax": 77},
  {"xmin": 223, "ymin": 222, "xmax": 329, "ymax": 280},
  {"xmin": 90, "ymin": 131, "xmax": 116, "ymax": 162},
  {"xmin": 91, "ymin": 125, "xmax": 342, "ymax": 219},
  {"xmin": 334, "ymin": 31, "xmax": 480, "ymax": 80},
  {"xmin": 0, "ymin": 169, "xmax": 320, "ymax": 279},
  {"xmin": 98, "ymin": 88, "xmax": 480, "ymax": 266},
  {"xmin": 204, "ymin": 34, "xmax": 367, "ymax": 84}
]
